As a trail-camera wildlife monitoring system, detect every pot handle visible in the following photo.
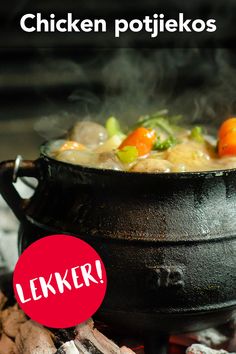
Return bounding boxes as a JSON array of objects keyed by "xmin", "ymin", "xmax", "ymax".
[{"xmin": 0, "ymin": 158, "xmax": 39, "ymax": 221}]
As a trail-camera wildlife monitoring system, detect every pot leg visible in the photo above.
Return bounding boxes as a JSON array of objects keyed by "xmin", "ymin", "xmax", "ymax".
[{"xmin": 144, "ymin": 334, "xmax": 169, "ymax": 354}]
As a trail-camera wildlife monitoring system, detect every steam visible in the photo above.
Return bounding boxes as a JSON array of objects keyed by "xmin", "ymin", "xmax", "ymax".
[
  {"xmin": 99, "ymin": 49, "xmax": 168, "ymax": 125},
  {"xmin": 99, "ymin": 49, "xmax": 236, "ymax": 127},
  {"xmin": 34, "ymin": 112, "xmax": 75, "ymax": 140},
  {"xmin": 35, "ymin": 48, "xmax": 236, "ymax": 139}
]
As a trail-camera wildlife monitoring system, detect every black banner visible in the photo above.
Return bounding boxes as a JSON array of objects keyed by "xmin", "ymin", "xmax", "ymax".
[{"xmin": 0, "ymin": 0, "xmax": 235, "ymax": 48}]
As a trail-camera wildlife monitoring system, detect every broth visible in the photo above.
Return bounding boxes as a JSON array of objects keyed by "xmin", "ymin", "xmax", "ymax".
[{"xmin": 47, "ymin": 114, "xmax": 236, "ymax": 173}]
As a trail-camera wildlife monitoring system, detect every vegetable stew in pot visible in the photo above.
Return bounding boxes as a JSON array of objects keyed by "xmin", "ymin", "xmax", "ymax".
[{"xmin": 46, "ymin": 111, "xmax": 236, "ymax": 173}]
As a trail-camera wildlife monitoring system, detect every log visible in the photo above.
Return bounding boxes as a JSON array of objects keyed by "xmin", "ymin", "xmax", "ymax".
[
  {"xmin": 50, "ymin": 327, "xmax": 76, "ymax": 348},
  {"xmin": 1, "ymin": 304, "xmax": 27, "ymax": 338},
  {"xmin": 75, "ymin": 319, "xmax": 135, "ymax": 354},
  {"xmin": 15, "ymin": 320, "xmax": 56, "ymax": 354},
  {"xmin": 0, "ymin": 291, "xmax": 7, "ymax": 311},
  {"xmin": 74, "ymin": 338, "xmax": 102, "ymax": 353},
  {"xmin": 76, "ymin": 319, "xmax": 120, "ymax": 353},
  {"xmin": 56, "ymin": 340, "xmax": 79, "ymax": 354},
  {"xmin": 0, "ymin": 333, "xmax": 17, "ymax": 354},
  {"xmin": 186, "ymin": 344, "xmax": 236, "ymax": 354},
  {"xmin": 120, "ymin": 347, "xmax": 136, "ymax": 354}
]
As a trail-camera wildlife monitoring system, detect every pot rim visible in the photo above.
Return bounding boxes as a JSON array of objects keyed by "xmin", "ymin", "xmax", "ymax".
[{"xmin": 40, "ymin": 141, "xmax": 236, "ymax": 179}]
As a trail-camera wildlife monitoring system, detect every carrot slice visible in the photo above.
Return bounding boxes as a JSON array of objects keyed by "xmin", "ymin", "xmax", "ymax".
[
  {"xmin": 119, "ymin": 127, "xmax": 156, "ymax": 157},
  {"xmin": 218, "ymin": 118, "xmax": 236, "ymax": 139},
  {"xmin": 218, "ymin": 131, "xmax": 236, "ymax": 157}
]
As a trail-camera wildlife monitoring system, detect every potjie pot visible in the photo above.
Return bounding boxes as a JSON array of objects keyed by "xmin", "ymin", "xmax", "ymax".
[{"xmin": 0, "ymin": 146, "xmax": 236, "ymax": 336}]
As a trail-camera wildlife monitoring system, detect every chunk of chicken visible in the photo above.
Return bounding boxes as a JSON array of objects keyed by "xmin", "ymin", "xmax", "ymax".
[
  {"xmin": 131, "ymin": 158, "xmax": 173, "ymax": 173},
  {"xmin": 56, "ymin": 150, "xmax": 96, "ymax": 167},
  {"xmin": 167, "ymin": 141, "xmax": 216, "ymax": 172}
]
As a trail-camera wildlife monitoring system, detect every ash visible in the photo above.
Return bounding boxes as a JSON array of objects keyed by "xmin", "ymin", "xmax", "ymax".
[{"xmin": 187, "ymin": 344, "xmax": 236, "ymax": 354}]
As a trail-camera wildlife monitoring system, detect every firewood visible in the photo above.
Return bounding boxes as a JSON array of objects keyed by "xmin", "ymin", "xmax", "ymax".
[
  {"xmin": 15, "ymin": 320, "xmax": 56, "ymax": 354},
  {"xmin": 56, "ymin": 340, "xmax": 79, "ymax": 353},
  {"xmin": 74, "ymin": 338, "xmax": 104, "ymax": 353},
  {"xmin": 0, "ymin": 291, "xmax": 7, "ymax": 311},
  {"xmin": 0, "ymin": 333, "xmax": 17, "ymax": 354},
  {"xmin": 1, "ymin": 304, "xmax": 27, "ymax": 338},
  {"xmin": 120, "ymin": 347, "xmax": 136, "ymax": 354},
  {"xmin": 76, "ymin": 319, "xmax": 120, "ymax": 353},
  {"xmin": 186, "ymin": 344, "xmax": 236, "ymax": 354},
  {"xmin": 75, "ymin": 319, "xmax": 135, "ymax": 354},
  {"xmin": 50, "ymin": 327, "xmax": 76, "ymax": 348}
]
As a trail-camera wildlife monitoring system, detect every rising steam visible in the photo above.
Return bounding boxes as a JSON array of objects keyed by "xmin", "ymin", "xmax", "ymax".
[{"xmin": 35, "ymin": 48, "xmax": 236, "ymax": 139}]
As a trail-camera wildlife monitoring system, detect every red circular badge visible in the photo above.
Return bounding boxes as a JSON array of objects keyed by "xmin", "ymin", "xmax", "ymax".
[{"xmin": 13, "ymin": 235, "xmax": 107, "ymax": 328}]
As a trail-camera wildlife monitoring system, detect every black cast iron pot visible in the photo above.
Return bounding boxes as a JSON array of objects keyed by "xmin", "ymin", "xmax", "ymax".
[{"xmin": 0, "ymin": 146, "xmax": 236, "ymax": 339}]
